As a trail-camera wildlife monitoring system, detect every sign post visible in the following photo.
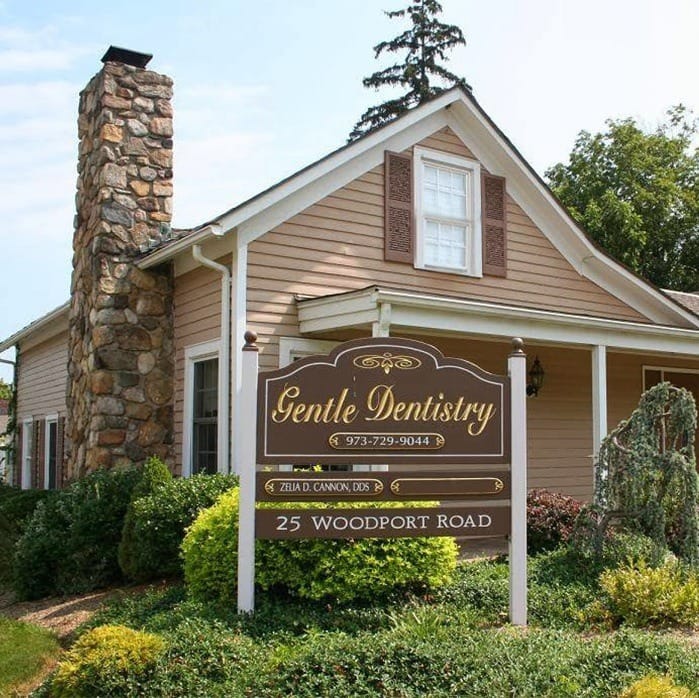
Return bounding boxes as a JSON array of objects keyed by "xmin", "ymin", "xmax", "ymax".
[
  {"xmin": 237, "ymin": 331, "xmax": 258, "ymax": 613},
  {"xmin": 508, "ymin": 338, "xmax": 527, "ymax": 626}
]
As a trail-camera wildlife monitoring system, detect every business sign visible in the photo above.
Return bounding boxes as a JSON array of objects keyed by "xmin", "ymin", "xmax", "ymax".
[
  {"xmin": 256, "ymin": 505, "xmax": 510, "ymax": 540},
  {"xmin": 256, "ymin": 470, "xmax": 510, "ymax": 502},
  {"xmin": 257, "ymin": 337, "xmax": 510, "ymax": 465}
]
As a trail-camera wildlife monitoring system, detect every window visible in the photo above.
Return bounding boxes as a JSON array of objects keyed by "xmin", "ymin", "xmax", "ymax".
[
  {"xmin": 21, "ymin": 418, "xmax": 33, "ymax": 489},
  {"xmin": 183, "ymin": 341, "xmax": 222, "ymax": 476},
  {"xmin": 414, "ymin": 147, "xmax": 481, "ymax": 276},
  {"xmin": 44, "ymin": 415, "xmax": 58, "ymax": 490}
]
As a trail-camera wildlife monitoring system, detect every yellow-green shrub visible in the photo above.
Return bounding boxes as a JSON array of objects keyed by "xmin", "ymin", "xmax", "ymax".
[
  {"xmin": 50, "ymin": 624, "xmax": 165, "ymax": 697},
  {"xmin": 601, "ymin": 560, "xmax": 699, "ymax": 628},
  {"xmin": 619, "ymin": 674, "xmax": 695, "ymax": 697},
  {"xmin": 181, "ymin": 488, "xmax": 458, "ymax": 604}
]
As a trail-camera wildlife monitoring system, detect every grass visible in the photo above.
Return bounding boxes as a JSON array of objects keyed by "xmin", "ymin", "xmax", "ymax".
[{"xmin": 0, "ymin": 617, "xmax": 61, "ymax": 696}]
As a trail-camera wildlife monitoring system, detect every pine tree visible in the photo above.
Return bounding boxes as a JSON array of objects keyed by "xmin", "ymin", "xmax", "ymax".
[{"xmin": 349, "ymin": 0, "xmax": 467, "ymax": 141}]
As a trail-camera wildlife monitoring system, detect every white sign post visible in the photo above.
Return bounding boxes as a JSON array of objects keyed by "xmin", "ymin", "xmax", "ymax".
[
  {"xmin": 508, "ymin": 338, "xmax": 528, "ymax": 626},
  {"xmin": 237, "ymin": 331, "xmax": 258, "ymax": 613}
]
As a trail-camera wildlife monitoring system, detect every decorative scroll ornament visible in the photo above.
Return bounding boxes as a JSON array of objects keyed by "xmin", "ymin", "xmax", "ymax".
[{"xmin": 353, "ymin": 352, "xmax": 422, "ymax": 374}]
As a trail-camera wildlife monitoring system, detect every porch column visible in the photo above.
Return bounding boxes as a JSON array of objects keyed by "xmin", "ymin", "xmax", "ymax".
[
  {"xmin": 372, "ymin": 302, "xmax": 391, "ymax": 337},
  {"xmin": 365, "ymin": 303, "xmax": 391, "ymax": 472},
  {"xmin": 591, "ymin": 345, "xmax": 608, "ymax": 460}
]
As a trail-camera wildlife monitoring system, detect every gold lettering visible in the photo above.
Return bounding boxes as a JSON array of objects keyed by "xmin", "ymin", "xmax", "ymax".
[
  {"xmin": 271, "ymin": 385, "xmax": 357, "ymax": 424},
  {"xmin": 272, "ymin": 385, "xmax": 300, "ymax": 423},
  {"xmin": 365, "ymin": 384, "xmax": 395, "ymax": 421},
  {"xmin": 468, "ymin": 403, "xmax": 497, "ymax": 436}
]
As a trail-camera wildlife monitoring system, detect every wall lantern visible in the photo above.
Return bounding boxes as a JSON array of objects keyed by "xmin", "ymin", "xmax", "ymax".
[{"xmin": 526, "ymin": 357, "xmax": 545, "ymax": 397}]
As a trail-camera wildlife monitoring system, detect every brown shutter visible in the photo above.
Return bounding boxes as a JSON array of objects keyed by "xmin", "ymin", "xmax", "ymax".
[
  {"xmin": 482, "ymin": 173, "xmax": 507, "ymax": 277},
  {"xmin": 56, "ymin": 417, "xmax": 65, "ymax": 489},
  {"xmin": 34, "ymin": 419, "xmax": 45, "ymax": 490},
  {"xmin": 14, "ymin": 423, "xmax": 23, "ymax": 488},
  {"xmin": 384, "ymin": 151, "xmax": 414, "ymax": 263}
]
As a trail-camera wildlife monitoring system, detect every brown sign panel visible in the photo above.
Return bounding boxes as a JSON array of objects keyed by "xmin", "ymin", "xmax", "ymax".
[
  {"xmin": 256, "ymin": 470, "xmax": 511, "ymax": 502},
  {"xmin": 257, "ymin": 337, "xmax": 510, "ymax": 465},
  {"xmin": 256, "ymin": 506, "xmax": 510, "ymax": 540}
]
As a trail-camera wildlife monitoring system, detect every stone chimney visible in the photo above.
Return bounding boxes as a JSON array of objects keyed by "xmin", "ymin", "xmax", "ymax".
[{"xmin": 66, "ymin": 47, "xmax": 175, "ymax": 478}]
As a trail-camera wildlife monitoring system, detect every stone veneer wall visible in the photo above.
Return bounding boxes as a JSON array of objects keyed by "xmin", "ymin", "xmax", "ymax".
[{"xmin": 66, "ymin": 59, "xmax": 175, "ymax": 479}]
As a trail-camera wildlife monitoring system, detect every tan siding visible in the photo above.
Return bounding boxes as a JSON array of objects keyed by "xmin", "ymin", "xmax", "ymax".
[
  {"xmin": 173, "ymin": 262, "xmax": 225, "ymax": 475},
  {"xmin": 17, "ymin": 331, "xmax": 69, "ymax": 419}
]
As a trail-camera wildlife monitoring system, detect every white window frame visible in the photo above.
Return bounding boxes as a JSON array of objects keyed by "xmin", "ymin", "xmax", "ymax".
[
  {"xmin": 21, "ymin": 418, "xmax": 33, "ymax": 490},
  {"xmin": 44, "ymin": 414, "xmax": 58, "ymax": 490},
  {"xmin": 643, "ymin": 365, "xmax": 699, "ymax": 391},
  {"xmin": 414, "ymin": 146, "xmax": 482, "ymax": 277},
  {"xmin": 183, "ymin": 340, "xmax": 224, "ymax": 477}
]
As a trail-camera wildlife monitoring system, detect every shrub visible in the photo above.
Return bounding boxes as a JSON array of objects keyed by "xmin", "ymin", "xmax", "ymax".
[
  {"xmin": 13, "ymin": 468, "xmax": 142, "ymax": 599},
  {"xmin": 0, "ymin": 487, "xmax": 53, "ymax": 587},
  {"xmin": 619, "ymin": 675, "xmax": 695, "ymax": 698},
  {"xmin": 119, "ymin": 472, "xmax": 237, "ymax": 582},
  {"xmin": 118, "ymin": 456, "xmax": 173, "ymax": 580},
  {"xmin": 527, "ymin": 488, "xmax": 583, "ymax": 553},
  {"xmin": 182, "ymin": 489, "xmax": 458, "ymax": 604},
  {"xmin": 50, "ymin": 624, "xmax": 165, "ymax": 697},
  {"xmin": 600, "ymin": 560, "xmax": 699, "ymax": 628}
]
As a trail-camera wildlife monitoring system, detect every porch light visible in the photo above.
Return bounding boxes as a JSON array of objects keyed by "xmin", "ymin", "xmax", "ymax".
[{"xmin": 526, "ymin": 357, "xmax": 545, "ymax": 397}]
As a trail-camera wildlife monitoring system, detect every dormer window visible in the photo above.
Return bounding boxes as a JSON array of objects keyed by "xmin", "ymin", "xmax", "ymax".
[{"xmin": 414, "ymin": 147, "xmax": 481, "ymax": 276}]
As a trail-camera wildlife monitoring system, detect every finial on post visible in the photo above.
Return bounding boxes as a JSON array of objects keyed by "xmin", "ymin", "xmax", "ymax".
[
  {"xmin": 243, "ymin": 330, "xmax": 258, "ymax": 352},
  {"xmin": 510, "ymin": 337, "xmax": 525, "ymax": 355}
]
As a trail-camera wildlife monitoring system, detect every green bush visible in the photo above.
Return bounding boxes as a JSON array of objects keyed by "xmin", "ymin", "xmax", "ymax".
[
  {"xmin": 118, "ymin": 456, "xmax": 173, "ymax": 581},
  {"xmin": 619, "ymin": 675, "xmax": 695, "ymax": 698},
  {"xmin": 0, "ymin": 487, "xmax": 53, "ymax": 587},
  {"xmin": 50, "ymin": 624, "xmax": 165, "ymax": 697},
  {"xmin": 13, "ymin": 468, "xmax": 141, "ymax": 599},
  {"xmin": 182, "ymin": 488, "xmax": 458, "ymax": 604},
  {"xmin": 527, "ymin": 488, "xmax": 583, "ymax": 553},
  {"xmin": 601, "ymin": 559, "xmax": 699, "ymax": 628},
  {"xmin": 119, "ymin": 472, "xmax": 237, "ymax": 582}
]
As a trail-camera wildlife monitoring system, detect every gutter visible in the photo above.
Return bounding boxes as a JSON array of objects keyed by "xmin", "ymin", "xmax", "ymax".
[{"xmin": 192, "ymin": 240, "xmax": 231, "ymax": 474}]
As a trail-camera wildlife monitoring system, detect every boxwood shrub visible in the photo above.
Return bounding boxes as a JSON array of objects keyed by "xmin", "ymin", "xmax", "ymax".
[
  {"xmin": 13, "ymin": 468, "xmax": 141, "ymax": 599},
  {"xmin": 181, "ymin": 488, "xmax": 458, "ymax": 604},
  {"xmin": 118, "ymin": 471, "xmax": 237, "ymax": 582}
]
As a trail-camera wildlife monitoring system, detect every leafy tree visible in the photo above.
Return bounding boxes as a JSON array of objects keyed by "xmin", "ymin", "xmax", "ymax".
[
  {"xmin": 0, "ymin": 379, "xmax": 11, "ymax": 402},
  {"xmin": 546, "ymin": 106, "xmax": 699, "ymax": 291},
  {"xmin": 349, "ymin": 0, "xmax": 467, "ymax": 141}
]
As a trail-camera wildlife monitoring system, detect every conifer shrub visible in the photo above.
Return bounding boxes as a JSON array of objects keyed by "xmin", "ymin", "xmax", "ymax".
[
  {"xmin": 619, "ymin": 675, "xmax": 695, "ymax": 698},
  {"xmin": 118, "ymin": 456, "xmax": 173, "ymax": 580},
  {"xmin": 13, "ymin": 468, "xmax": 141, "ymax": 599},
  {"xmin": 119, "ymin": 471, "xmax": 237, "ymax": 582},
  {"xmin": 181, "ymin": 488, "xmax": 458, "ymax": 604},
  {"xmin": 50, "ymin": 624, "xmax": 165, "ymax": 698},
  {"xmin": 600, "ymin": 559, "xmax": 699, "ymax": 628},
  {"xmin": 527, "ymin": 488, "xmax": 583, "ymax": 553}
]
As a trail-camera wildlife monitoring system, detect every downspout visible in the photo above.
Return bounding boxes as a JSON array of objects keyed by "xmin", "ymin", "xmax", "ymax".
[{"xmin": 192, "ymin": 240, "xmax": 231, "ymax": 474}]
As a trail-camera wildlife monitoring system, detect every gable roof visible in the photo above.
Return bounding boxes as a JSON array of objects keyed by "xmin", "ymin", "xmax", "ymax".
[{"xmin": 139, "ymin": 85, "xmax": 699, "ymax": 330}]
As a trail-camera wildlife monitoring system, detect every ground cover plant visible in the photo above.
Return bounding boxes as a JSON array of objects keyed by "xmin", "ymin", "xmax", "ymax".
[
  {"xmin": 41, "ymin": 535, "xmax": 699, "ymax": 697},
  {"xmin": 0, "ymin": 617, "xmax": 61, "ymax": 696}
]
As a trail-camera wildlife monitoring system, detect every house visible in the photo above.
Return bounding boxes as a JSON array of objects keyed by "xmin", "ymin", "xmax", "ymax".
[{"xmin": 1, "ymin": 47, "xmax": 697, "ymax": 499}]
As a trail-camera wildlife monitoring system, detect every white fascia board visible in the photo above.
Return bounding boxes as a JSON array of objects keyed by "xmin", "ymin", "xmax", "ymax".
[
  {"xmin": 237, "ymin": 110, "xmax": 450, "ymax": 245},
  {"xmin": 445, "ymin": 105, "xmax": 699, "ymax": 329},
  {"xmin": 0, "ymin": 302, "xmax": 70, "ymax": 353},
  {"xmin": 299, "ymin": 288, "xmax": 699, "ymax": 357}
]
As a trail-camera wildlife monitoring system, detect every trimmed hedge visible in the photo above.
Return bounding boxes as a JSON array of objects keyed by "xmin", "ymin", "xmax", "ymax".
[
  {"xmin": 118, "ymin": 470, "xmax": 237, "ymax": 582},
  {"xmin": 182, "ymin": 488, "xmax": 458, "ymax": 604}
]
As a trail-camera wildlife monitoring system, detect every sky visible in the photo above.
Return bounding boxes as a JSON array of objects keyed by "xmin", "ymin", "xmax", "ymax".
[{"xmin": 0, "ymin": 0, "xmax": 698, "ymax": 382}]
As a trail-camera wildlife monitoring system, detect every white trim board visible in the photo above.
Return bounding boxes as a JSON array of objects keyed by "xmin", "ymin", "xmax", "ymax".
[{"xmin": 298, "ymin": 287, "xmax": 699, "ymax": 357}]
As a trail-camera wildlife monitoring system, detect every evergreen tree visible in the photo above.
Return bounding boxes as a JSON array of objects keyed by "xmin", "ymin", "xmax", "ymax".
[{"xmin": 349, "ymin": 0, "xmax": 467, "ymax": 141}]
